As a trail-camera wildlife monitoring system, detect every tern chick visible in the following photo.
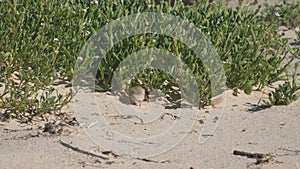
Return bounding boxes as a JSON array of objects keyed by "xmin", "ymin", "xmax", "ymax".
[{"xmin": 128, "ymin": 86, "xmax": 145, "ymax": 106}]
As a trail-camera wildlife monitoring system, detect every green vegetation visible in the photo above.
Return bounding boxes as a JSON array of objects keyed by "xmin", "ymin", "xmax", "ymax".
[
  {"xmin": 0, "ymin": 0, "xmax": 300, "ymax": 119},
  {"xmin": 268, "ymin": 63, "xmax": 300, "ymax": 105},
  {"xmin": 261, "ymin": 0, "xmax": 300, "ymax": 28}
]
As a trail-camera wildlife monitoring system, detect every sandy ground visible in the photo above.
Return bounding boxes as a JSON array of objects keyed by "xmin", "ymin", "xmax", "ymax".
[
  {"xmin": 0, "ymin": 90, "xmax": 299, "ymax": 169},
  {"xmin": 1, "ymin": 1, "xmax": 299, "ymax": 169}
]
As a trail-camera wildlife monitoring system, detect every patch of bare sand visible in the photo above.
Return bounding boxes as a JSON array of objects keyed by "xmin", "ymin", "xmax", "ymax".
[{"xmin": 0, "ymin": 89, "xmax": 299, "ymax": 169}]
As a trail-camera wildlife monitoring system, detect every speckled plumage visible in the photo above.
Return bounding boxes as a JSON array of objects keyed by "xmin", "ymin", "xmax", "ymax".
[{"xmin": 128, "ymin": 86, "xmax": 145, "ymax": 106}]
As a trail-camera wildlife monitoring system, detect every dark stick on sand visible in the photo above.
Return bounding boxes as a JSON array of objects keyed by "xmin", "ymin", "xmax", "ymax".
[{"xmin": 233, "ymin": 150, "xmax": 265, "ymax": 159}]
